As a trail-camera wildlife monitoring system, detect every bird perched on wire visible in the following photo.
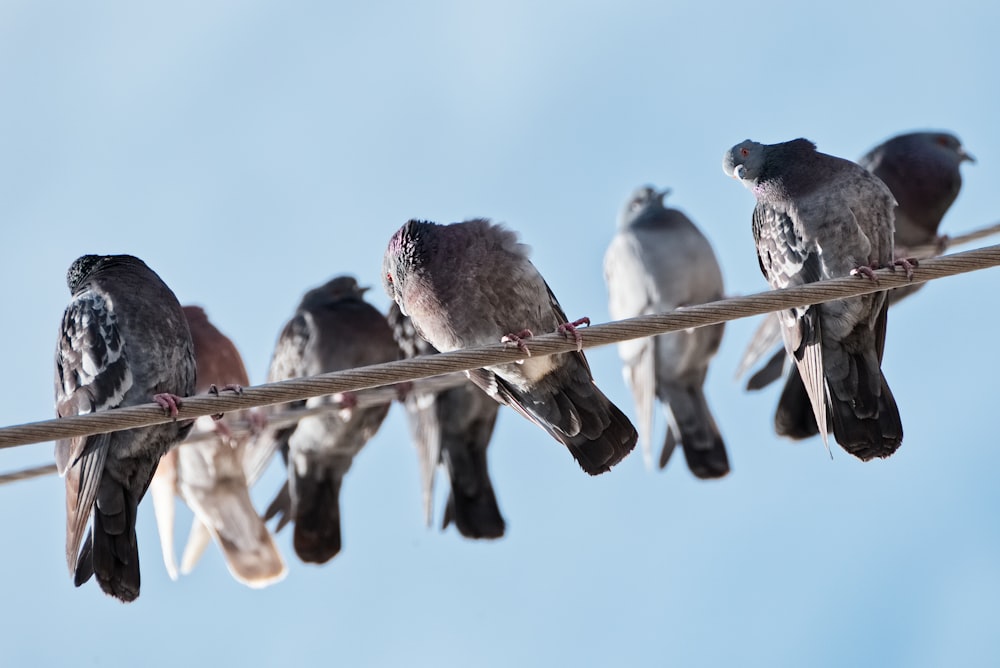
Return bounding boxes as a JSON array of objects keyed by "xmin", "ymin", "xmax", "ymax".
[
  {"xmin": 383, "ymin": 218, "xmax": 637, "ymax": 475},
  {"xmin": 737, "ymin": 130, "xmax": 975, "ymax": 394},
  {"xmin": 723, "ymin": 139, "xmax": 903, "ymax": 460},
  {"xmin": 149, "ymin": 305, "xmax": 286, "ymax": 589},
  {"xmin": 262, "ymin": 276, "xmax": 402, "ymax": 564},
  {"xmin": 604, "ymin": 186, "xmax": 729, "ymax": 478},
  {"xmin": 54, "ymin": 254, "xmax": 196, "ymax": 602},
  {"xmin": 387, "ymin": 303, "xmax": 505, "ymax": 539}
]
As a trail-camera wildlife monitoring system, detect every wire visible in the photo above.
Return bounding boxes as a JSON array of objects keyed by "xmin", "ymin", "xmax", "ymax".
[{"xmin": 1, "ymin": 243, "xmax": 998, "ymax": 454}]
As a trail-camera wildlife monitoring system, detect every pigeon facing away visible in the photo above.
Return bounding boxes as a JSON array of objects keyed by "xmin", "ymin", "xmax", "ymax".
[
  {"xmin": 383, "ymin": 218, "xmax": 638, "ymax": 475},
  {"xmin": 149, "ymin": 306, "xmax": 286, "ymax": 588},
  {"xmin": 604, "ymin": 186, "xmax": 729, "ymax": 478},
  {"xmin": 263, "ymin": 276, "xmax": 401, "ymax": 564},
  {"xmin": 387, "ymin": 303, "xmax": 505, "ymax": 539},
  {"xmin": 54, "ymin": 254, "xmax": 196, "ymax": 602},
  {"xmin": 723, "ymin": 139, "xmax": 903, "ymax": 460}
]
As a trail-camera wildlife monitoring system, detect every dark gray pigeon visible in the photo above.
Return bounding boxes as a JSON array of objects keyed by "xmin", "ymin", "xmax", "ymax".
[
  {"xmin": 54, "ymin": 254, "xmax": 196, "ymax": 602},
  {"xmin": 387, "ymin": 303, "xmax": 505, "ymax": 540},
  {"xmin": 604, "ymin": 186, "xmax": 729, "ymax": 478},
  {"xmin": 262, "ymin": 276, "xmax": 401, "ymax": 564},
  {"xmin": 738, "ymin": 131, "xmax": 974, "ymax": 407},
  {"xmin": 383, "ymin": 218, "xmax": 638, "ymax": 475},
  {"xmin": 860, "ymin": 131, "xmax": 974, "ymax": 251},
  {"xmin": 150, "ymin": 306, "xmax": 286, "ymax": 589},
  {"xmin": 723, "ymin": 139, "xmax": 903, "ymax": 460},
  {"xmin": 739, "ymin": 130, "xmax": 975, "ymax": 392}
]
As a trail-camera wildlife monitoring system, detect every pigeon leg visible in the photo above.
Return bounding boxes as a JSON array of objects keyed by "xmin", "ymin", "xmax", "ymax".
[
  {"xmin": 208, "ymin": 383, "xmax": 244, "ymax": 421},
  {"xmin": 890, "ymin": 257, "xmax": 918, "ymax": 280},
  {"xmin": 500, "ymin": 329, "xmax": 534, "ymax": 357},
  {"xmin": 153, "ymin": 393, "xmax": 185, "ymax": 417},
  {"xmin": 558, "ymin": 317, "xmax": 591, "ymax": 352},
  {"xmin": 850, "ymin": 263, "xmax": 880, "ymax": 283}
]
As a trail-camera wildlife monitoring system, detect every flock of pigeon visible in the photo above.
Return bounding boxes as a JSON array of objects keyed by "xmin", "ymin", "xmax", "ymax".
[{"xmin": 51, "ymin": 131, "xmax": 973, "ymax": 602}]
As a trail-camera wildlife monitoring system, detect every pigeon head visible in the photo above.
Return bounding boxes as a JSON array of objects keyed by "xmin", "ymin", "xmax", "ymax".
[
  {"xmin": 181, "ymin": 305, "xmax": 208, "ymax": 324},
  {"xmin": 722, "ymin": 140, "xmax": 769, "ymax": 185},
  {"xmin": 383, "ymin": 219, "xmax": 437, "ymax": 313},
  {"xmin": 617, "ymin": 186, "xmax": 671, "ymax": 228},
  {"xmin": 66, "ymin": 255, "xmax": 110, "ymax": 293},
  {"xmin": 926, "ymin": 132, "xmax": 976, "ymax": 164},
  {"xmin": 66, "ymin": 254, "xmax": 147, "ymax": 294},
  {"xmin": 301, "ymin": 275, "xmax": 368, "ymax": 308}
]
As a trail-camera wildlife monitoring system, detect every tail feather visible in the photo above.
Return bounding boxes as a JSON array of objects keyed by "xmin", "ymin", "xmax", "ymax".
[
  {"xmin": 289, "ymin": 470, "xmax": 344, "ymax": 564},
  {"xmin": 831, "ymin": 373, "xmax": 903, "ymax": 461},
  {"xmin": 774, "ymin": 366, "xmax": 820, "ymax": 440},
  {"xmin": 440, "ymin": 443, "xmax": 504, "ymax": 540},
  {"xmin": 659, "ymin": 384, "xmax": 729, "ymax": 479},
  {"xmin": 81, "ymin": 477, "xmax": 141, "ymax": 602}
]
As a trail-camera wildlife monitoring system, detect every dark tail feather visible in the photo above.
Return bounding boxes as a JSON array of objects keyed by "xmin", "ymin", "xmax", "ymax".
[
  {"xmin": 289, "ymin": 471, "xmax": 343, "ymax": 564},
  {"xmin": 774, "ymin": 366, "xmax": 820, "ymax": 440},
  {"xmin": 746, "ymin": 349, "xmax": 786, "ymax": 391},
  {"xmin": 440, "ymin": 444, "xmax": 504, "ymax": 540},
  {"xmin": 80, "ymin": 478, "xmax": 140, "ymax": 602},
  {"xmin": 658, "ymin": 427, "xmax": 678, "ymax": 470},
  {"xmin": 563, "ymin": 397, "xmax": 638, "ymax": 476},
  {"xmin": 831, "ymin": 373, "xmax": 903, "ymax": 461},
  {"xmin": 660, "ymin": 384, "xmax": 730, "ymax": 479}
]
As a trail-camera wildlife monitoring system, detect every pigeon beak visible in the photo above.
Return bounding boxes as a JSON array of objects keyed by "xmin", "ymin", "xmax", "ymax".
[
  {"xmin": 733, "ymin": 165, "xmax": 746, "ymax": 180},
  {"xmin": 657, "ymin": 188, "xmax": 672, "ymax": 201},
  {"xmin": 958, "ymin": 147, "xmax": 976, "ymax": 164},
  {"xmin": 359, "ymin": 285, "xmax": 372, "ymax": 294}
]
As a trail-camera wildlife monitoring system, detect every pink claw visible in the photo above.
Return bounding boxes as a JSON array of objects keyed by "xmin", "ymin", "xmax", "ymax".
[
  {"xmin": 336, "ymin": 391, "xmax": 358, "ymax": 410},
  {"xmin": 891, "ymin": 257, "xmax": 919, "ymax": 280},
  {"xmin": 153, "ymin": 393, "xmax": 184, "ymax": 418},
  {"xmin": 394, "ymin": 381, "xmax": 414, "ymax": 401},
  {"xmin": 558, "ymin": 317, "xmax": 591, "ymax": 352},
  {"xmin": 850, "ymin": 264, "xmax": 880, "ymax": 283},
  {"xmin": 208, "ymin": 383, "xmax": 243, "ymax": 421},
  {"xmin": 501, "ymin": 329, "xmax": 534, "ymax": 357}
]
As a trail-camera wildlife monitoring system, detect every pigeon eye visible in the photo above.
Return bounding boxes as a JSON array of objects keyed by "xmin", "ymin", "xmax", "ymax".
[
  {"xmin": 386, "ymin": 273, "xmax": 393, "ymax": 284},
  {"xmin": 740, "ymin": 147, "xmax": 750, "ymax": 157}
]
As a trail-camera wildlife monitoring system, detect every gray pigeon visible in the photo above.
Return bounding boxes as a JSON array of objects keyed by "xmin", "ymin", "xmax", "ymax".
[
  {"xmin": 54, "ymin": 254, "xmax": 196, "ymax": 602},
  {"xmin": 149, "ymin": 305, "xmax": 286, "ymax": 589},
  {"xmin": 739, "ymin": 130, "xmax": 974, "ymax": 424},
  {"xmin": 723, "ymin": 139, "xmax": 903, "ymax": 460},
  {"xmin": 262, "ymin": 276, "xmax": 401, "ymax": 564},
  {"xmin": 739, "ymin": 130, "xmax": 975, "ymax": 393},
  {"xmin": 383, "ymin": 218, "xmax": 638, "ymax": 475},
  {"xmin": 860, "ymin": 131, "xmax": 974, "ymax": 251},
  {"xmin": 604, "ymin": 186, "xmax": 729, "ymax": 478},
  {"xmin": 387, "ymin": 303, "xmax": 505, "ymax": 539}
]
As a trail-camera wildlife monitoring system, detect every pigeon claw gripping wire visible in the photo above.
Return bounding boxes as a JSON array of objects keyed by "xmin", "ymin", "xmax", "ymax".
[
  {"xmin": 890, "ymin": 257, "xmax": 919, "ymax": 281},
  {"xmin": 501, "ymin": 329, "xmax": 534, "ymax": 357},
  {"xmin": 208, "ymin": 383, "xmax": 244, "ymax": 421},
  {"xmin": 850, "ymin": 263, "xmax": 880, "ymax": 283},
  {"xmin": 558, "ymin": 317, "xmax": 591, "ymax": 352},
  {"xmin": 153, "ymin": 392, "xmax": 185, "ymax": 418}
]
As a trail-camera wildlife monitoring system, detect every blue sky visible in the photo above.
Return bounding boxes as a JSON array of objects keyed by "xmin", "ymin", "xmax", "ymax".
[{"xmin": 2, "ymin": 1, "xmax": 998, "ymax": 666}]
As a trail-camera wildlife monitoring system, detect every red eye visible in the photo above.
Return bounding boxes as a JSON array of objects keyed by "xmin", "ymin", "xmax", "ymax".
[
  {"xmin": 740, "ymin": 147, "xmax": 749, "ymax": 157},
  {"xmin": 386, "ymin": 273, "xmax": 393, "ymax": 284}
]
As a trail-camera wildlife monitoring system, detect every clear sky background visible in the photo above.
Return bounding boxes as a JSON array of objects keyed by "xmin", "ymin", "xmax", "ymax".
[{"xmin": 2, "ymin": 2, "xmax": 998, "ymax": 666}]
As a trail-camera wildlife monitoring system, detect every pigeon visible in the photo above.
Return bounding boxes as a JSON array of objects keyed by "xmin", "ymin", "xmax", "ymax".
[
  {"xmin": 262, "ymin": 276, "xmax": 401, "ymax": 564},
  {"xmin": 860, "ymin": 131, "xmax": 974, "ymax": 252},
  {"xmin": 723, "ymin": 139, "xmax": 903, "ymax": 460},
  {"xmin": 54, "ymin": 254, "xmax": 196, "ymax": 602},
  {"xmin": 738, "ymin": 130, "xmax": 975, "ymax": 392},
  {"xmin": 604, "ymin": 186, "xmax": 729, "ymax": 478},
  {"xmin": 387, "ymin": 303, "xmax": 505, "ymax": 539},
  {"xmin": 383, "ymin": 218, "xmax": 638, "ymax": 475},
  {"xmin": 149, "ymin": 306, "xmax": 286, "ymax": 589}
]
